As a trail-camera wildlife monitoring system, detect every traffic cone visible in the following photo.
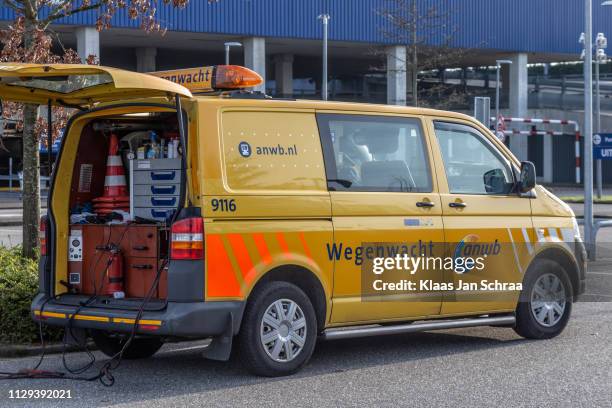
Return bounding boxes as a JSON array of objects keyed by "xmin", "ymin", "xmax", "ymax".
[{"xmin": 93, "ymin": 133, "xmax": 129, "ymax": 213}]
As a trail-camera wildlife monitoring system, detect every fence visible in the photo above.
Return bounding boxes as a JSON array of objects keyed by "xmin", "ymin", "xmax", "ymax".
[{"xmin": 0, "ymin": 158, "xmax": 50, "ymax": 191}]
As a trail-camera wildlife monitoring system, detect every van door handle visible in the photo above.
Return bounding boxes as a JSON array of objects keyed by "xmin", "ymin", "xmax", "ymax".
[
  {"xmin": 449, "ymin": 202, "xmax": 467, "ymax": 208},
  {"xmin": 416, "ymin": 201, "xmax": 435, "ymax": 208}
]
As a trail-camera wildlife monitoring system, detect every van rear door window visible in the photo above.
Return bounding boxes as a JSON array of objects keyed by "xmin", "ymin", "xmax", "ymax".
[
  {"xmin": 3, "ymin": 74, "xmax": 113, "ymax": 93},
  {"xmin": 317, "ymin": 114, "xmax": 432, "ymax": 193}
]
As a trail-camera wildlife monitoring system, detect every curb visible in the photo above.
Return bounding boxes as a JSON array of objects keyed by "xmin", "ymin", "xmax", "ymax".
[{"xmin": 0, "ymin": 342, "xmax": 97, "ymax": 358}]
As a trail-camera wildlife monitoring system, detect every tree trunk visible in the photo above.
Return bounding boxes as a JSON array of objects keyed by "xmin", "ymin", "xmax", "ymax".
[
  {"xmin": 21, "ymin": 104, "xmax": 40, "ymax": 258},
  {"xmin": 21, "ymin": 17, "xmax": 41, "ymax": 259}
]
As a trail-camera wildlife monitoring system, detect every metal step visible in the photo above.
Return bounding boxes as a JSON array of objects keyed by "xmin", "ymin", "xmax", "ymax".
[{"xmin": 320, "ymin": 315, "xmax": 516, "ymax": 341}]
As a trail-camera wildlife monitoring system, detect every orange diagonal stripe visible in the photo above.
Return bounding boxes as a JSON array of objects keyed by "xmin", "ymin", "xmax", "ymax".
[
  {"xmin": 298, "ymin": 232, "xmax": 313, "ymax": 260},
  {"xmin": 228, "ymin": 234, "xmax": 256, "ymax": 284},
  {"xmin": 252, "ymin": 233, "xmax": 272, "ymax": 265},
  {"xmin": 206, "ymin": 234, "xmax": 241, "ymax": 297},
  {"xmin": 276, "ymin": 232, "xmax": 290, "ymax": 257}
]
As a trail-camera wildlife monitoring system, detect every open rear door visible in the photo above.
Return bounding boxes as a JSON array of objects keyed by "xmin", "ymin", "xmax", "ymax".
[{"xmin": 0, "ymin": 63, "xmax": 192, "ymax": 106}]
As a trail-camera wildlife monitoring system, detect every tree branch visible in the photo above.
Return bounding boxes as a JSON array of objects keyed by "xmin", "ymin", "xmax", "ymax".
[
  {"xmin": 1, "ymin": 0, "xmax": 25, "ymax": 14},
  {"xmin": 46, "ymin": 0, "xmax": 74, "ymax": 17},
  {"xmin": 43, "ymin": 2, "xmax": 102, "ymax": 27}
]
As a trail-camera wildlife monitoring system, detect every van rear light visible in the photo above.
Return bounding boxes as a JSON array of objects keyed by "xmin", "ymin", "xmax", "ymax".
[
  {"xmin": 39, "ymin": 216, "xmax": 48, "ymax": 256},
  {"xmin": 171, "ymin": 217, "xmax": 204, "ymax": 260}
]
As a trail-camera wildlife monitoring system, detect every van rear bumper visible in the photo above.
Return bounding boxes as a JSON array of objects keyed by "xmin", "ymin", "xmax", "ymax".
[{"xmin": 31, "ymin": 293, "xmax": 245, "ymax": 338}]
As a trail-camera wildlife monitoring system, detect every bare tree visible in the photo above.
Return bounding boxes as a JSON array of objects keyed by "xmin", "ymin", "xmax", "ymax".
[
  {"xmin": 378, "ymin": 0, "xmax": 468, "ymax": 107},
  {"xmin": 0, "ymin": 0, "xmax": 218, "ymax": 258}
]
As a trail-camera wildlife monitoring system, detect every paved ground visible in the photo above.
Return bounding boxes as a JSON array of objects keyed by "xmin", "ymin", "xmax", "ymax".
[
  {"xmin": 0, "ymin": 226, "xmax": 23, "ymax": 248},
  {"xmin": 1, "ymin": 191, "xmax": 611, "ymax": 407},
  {"xmin": 1, "ymin": 306, "xmax": 611, "ymax": 407},
  {"xmin": 0, "ymin": 191, "xmax": 47, "ymax": 209},
  {"xmin": 1, "ymin": 253, "xmax": 611, "ymax": 407}
]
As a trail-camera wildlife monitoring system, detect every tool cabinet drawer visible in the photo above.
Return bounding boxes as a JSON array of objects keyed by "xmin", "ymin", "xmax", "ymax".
[
  {"xmin": 134, "ymin": 158, "xmax": 181, "ymax": 170},
  {"xmin": 125, "ymin": 257, "xmax": 158, "ymax": 298},
  {"xmin": 133, "ymin": 195, "xmax": 179, "ymax": 208},
  {"xmin": 133, "ymin": 184, "xmax": 180, "ymax": 196},
  {"xmin": 133, "ymin": 169, "xmax": 180, "ymax": 184},
  {"xmin": 126, "ymin": 226, "xmax": 158, "ymax": 258}
]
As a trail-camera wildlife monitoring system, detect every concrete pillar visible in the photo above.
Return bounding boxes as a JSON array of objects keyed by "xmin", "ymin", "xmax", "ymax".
[
  {"xmin": 274, "ymin": 54, "xmax": 293, "ymax": 97},
  {"xmin": 135, "ymin": 47, "xmax": 157, "ymax": 73},
  {"xmin": 509, "ymin": 53, "xmax": 529, "ymax": 160},
  {"xmin": 386, "ymin": 45, "xmax": 407, "ymax": 106},
  {"xmin": 75, "ymin": 27, "xmax": 100, "ymax": 63},
  {"xmin": 244, "ymin": 37, "xmax": 266, "ymax": 93}
]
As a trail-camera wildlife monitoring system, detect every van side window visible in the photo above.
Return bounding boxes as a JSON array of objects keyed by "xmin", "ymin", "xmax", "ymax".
[
  {"xmin": 317, "ymin": 114, "xmax": 432, "ymax": 193},
  {"xmin": 433, "ymin": 121, "xmax": 514, "ymax": 195}
]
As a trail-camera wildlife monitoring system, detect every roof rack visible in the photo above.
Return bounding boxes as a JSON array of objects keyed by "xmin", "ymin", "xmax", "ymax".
[{"xmin": 223, "ymin": 90, "xmax": 273, "ymax": 100}]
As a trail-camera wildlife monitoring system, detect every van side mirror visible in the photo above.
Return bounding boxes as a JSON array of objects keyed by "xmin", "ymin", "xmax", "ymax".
[
  {"xmin": 518, "ymin": 161, "xmax": 536, "ymax": 193},
  {"xmin": 483, "ymin": 168, "xmax": 506, "ymax": 194}
]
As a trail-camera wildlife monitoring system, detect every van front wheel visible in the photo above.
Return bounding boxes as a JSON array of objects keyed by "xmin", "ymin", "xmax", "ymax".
[
  {"xmin": 514, "ymin": 259, "xmax": 573, "ymax": 339},
  {"xmin": 238, "ymin": 281, "xmax": 317, "ymax": 377}
]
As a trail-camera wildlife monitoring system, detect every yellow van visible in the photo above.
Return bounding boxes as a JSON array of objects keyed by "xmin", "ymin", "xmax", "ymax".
[{"xmin": 0, "ymin": 63, "xmax": 585, "ymax": 377}]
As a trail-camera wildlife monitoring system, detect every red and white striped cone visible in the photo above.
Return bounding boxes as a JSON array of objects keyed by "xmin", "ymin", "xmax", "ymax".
[{"xmin": 93, "ymin": 133, "xmax": 129, "ymax": 213}]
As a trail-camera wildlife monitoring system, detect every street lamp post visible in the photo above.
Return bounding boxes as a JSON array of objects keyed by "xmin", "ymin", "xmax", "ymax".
[
  {"xmin": 595, "ymin": 33, "xmax": 607, "ymax": 198},
  {"xmin": 583, "ymin": 0, "xmax": 595, "ymax": 258},
  {"xmin": 318, "ymin": 14, "xmax": 330, "ymax": 101},
  {"xmin": 495, "ymin": 59, "xmax": 513, "ymax": 127},
  {"xmin": 224, "ymin": 42, "xmax": 242, "ymax": 65}
]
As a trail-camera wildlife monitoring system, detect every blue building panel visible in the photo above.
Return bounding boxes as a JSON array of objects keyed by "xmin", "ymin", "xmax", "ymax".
[{"xmin": 0, "ymin": 0, "xmax": 610, "ymax": 56}]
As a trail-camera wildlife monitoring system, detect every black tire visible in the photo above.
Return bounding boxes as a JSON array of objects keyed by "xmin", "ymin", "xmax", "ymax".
[
  {"xmin": 91, "ymin": 330, "xmax": 163, "ymax": 359},
  {"xmin": 238, "ymin": 281, "xmax": 317, "ymax": 377},
  {"xmin": 514, "ymin": 258, "xmax": 573, "ymax": 339}
]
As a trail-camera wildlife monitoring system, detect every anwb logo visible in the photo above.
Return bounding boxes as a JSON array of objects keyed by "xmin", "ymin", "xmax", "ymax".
[{"xmin": 238, "ymin": 142, "xmax": 252, "ymax": 158}]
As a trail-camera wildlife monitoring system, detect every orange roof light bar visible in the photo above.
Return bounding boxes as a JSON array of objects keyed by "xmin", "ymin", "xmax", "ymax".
[
  {"xmin": 147, "ymin": 65, "xmax": 263, "ymax": 93},
  {"xmin": 214, "ymin": 65, "xmax": 263, "ymax": 89}
]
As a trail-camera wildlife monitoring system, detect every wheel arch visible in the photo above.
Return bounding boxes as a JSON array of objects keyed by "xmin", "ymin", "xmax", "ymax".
[
  {"xmin": 529, "ymin": 247, "xmax": 580, "ymax": 300},
  {"xmin": 248, "ymin": 264, "xmax": 328, "ymax": 332}
]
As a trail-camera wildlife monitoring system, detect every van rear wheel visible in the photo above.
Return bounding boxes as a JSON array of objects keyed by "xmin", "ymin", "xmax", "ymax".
[
  {"xmin": 514, "ymin": 259, "xmax": 573, "ymax": 339},
  {"xmin": 238, "ymin": 281, "xmax": 317, "ymax": 377},
  {"xmin": 91, "ymin": 330, "xmax": 163, "ymax": 359}
]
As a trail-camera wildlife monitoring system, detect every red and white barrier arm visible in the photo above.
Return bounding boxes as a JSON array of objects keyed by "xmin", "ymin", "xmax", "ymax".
[{"xmin": 492, "ymin": 117, "xmax": 581, "ymax": 184}]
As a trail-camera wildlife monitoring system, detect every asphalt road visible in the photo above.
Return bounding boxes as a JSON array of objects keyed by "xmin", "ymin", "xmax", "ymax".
[
  {"xmin": 1, "ymin": 302, "xmax": 611, "ymax": 407},
  {"xmin": 1, "ymin": 264, "xmax": 612, "ymax": 408}
]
